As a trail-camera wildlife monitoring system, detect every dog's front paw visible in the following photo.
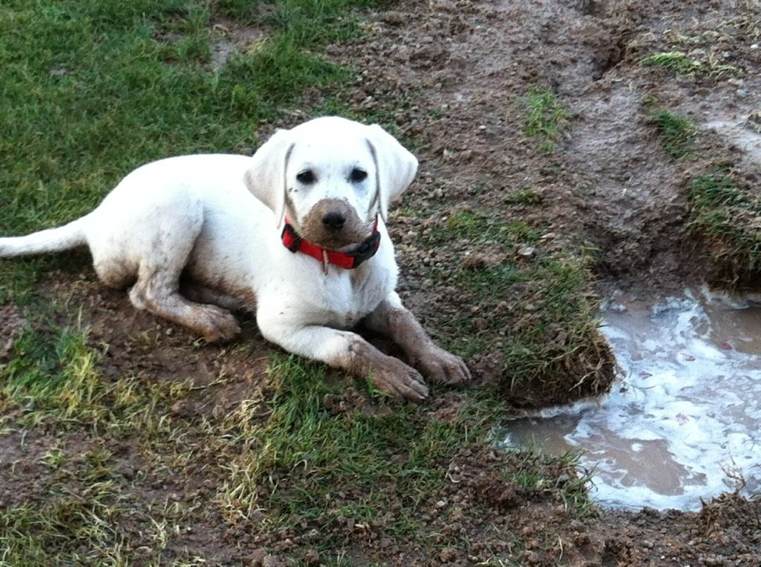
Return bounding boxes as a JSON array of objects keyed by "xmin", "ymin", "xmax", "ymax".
[
  {"xmin": 371, "ymin": 357, "xmax": 429, "ymax": 402},
  {"xmin": 415, "ymin": 346, "xmax": 472, "ymax": 385},
  {"xmin": 197, "ymin": 305, "xmax": 241, "ymax": 343}
]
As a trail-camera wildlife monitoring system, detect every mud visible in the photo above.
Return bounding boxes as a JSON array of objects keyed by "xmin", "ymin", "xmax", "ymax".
[{"xmin": 506, "ymin": 288, "xmax": 761, "ymax": 511}]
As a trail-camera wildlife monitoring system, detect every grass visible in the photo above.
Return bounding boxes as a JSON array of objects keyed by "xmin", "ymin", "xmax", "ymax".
[
  {"xmin": 502, "ymin": 447, "xmax": 595, "ymax": 518},
  {"xmin": 217, "ymin": 356, "xmax": 493, "ymax": 530},
  {"xmin": 0, "ymin": 0, "xmax": 373, "ymax": 304},
  {"xmin": 0, "ymin": 313, "xmax": 195, "ymax": 436},
  {"xmin": 0, "ymin": 1, "xmax": 604, "ymax": 562},
  {"xmin": 0, "ymin": 483, "xmax": 126, "ymax": 565},
  {"xmin": 650, "ymin": 109, "xmax": 696, "ymax": 159},
  {"xmin": 642, "ymin": 51, "xmax": 741, "ymax": 79},
  {"xmin": 523, "ymin": 88, "xmax": 569, "ymax": 153},
  {"xmin": 214, "ymin": 356, "xmax": 593, "ymax": 544},
  {"xmin": 688, "ymin": 170, "xmax": 761, "ymax": 286},
  {"xmin": 0, "ymin": 437, "xmax": 128, "ymax": 565},
  {"xmin": 432, "ymin": 209, "xmax": 541, "ymax": 246},
  {"xmin": 642, "ymin": 51, "xmax": 703, "ymax": 75},
  {"xmin": 504, "ymin": 187, "xmax": 543, "ymax": 206},
  {"xmin": 427, "ymin": 210, "xmax": 614, "ymax": 406}
]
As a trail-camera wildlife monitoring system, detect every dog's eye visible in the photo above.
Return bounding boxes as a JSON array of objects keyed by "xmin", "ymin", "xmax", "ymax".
[
  {"xmin": 349, "ymin": 168, "xmax": 368, "ymax": 183},
  {"xmin": 296, "ymin": 170, "xmax": 316, "ymax": 184}
]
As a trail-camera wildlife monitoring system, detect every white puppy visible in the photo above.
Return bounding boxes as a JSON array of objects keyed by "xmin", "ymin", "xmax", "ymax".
[{"xmin": 0, "ymin": 116, "xmax": 470, "ymax": 401}]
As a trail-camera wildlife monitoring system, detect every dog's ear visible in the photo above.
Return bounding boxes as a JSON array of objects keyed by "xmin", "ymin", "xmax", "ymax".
[
  {"xmin": 244, "ymin": 129, "xmax": 295, "ymax": 228},
  {"xmin": 365, "ymin": 124, "xmax": 418, "ymax": 222}
]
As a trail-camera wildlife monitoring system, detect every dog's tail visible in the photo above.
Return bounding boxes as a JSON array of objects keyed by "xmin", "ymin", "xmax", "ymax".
[{"xmin": 0, "ymin": 216, "xmax": 89, "ymax": 258}]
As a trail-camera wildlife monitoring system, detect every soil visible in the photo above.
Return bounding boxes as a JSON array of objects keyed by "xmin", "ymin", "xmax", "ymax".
[
  {"xmin": 0, "ymin": 303, "xmax": 25, "ymax": 361},
  {"xmin": 3, "ymin": 0, "xmax": 761, "ymax": 564},
  {"xmin": 338, "ymin": 0, "xmax": 760, "ymax": 294}
]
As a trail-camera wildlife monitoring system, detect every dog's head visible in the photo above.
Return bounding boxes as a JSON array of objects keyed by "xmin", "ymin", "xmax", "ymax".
[{"xmin": 244, "ymin": 116, "xmax": 418, "ymax": 250}]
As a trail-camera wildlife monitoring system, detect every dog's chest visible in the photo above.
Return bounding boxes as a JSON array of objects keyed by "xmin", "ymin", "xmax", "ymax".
[{"xmin": 312, "ymin": 266, "xmax": 391, "ymax": 329}]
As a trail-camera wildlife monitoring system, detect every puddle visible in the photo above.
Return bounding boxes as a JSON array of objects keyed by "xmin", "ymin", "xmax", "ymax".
[{"xmin": 503, "ymin": 288, "xmax": 761, "ymax": 511}]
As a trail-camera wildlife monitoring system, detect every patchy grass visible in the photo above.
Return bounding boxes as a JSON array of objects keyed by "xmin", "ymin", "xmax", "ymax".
[
  {"xmin": 213, "ymin": 355, "xmax": 594, "ymax": 551},
  {"xmin": 0, "ymin": 482, "xmax": 126, "ymax": 565},
  {"xmin": 688, "ymin": 171, "xmax": 761, "ymax": 286},
  {"xmin": 0, "ymin": 314, "xmax": 193, "ymax": 435},
  {"xmin": 427, "ymin": 211, "xmax": 614, "ymax": 406},
  {"xmin": 433, "ymin": 209, "xmax": 541, "ymax": 247},
  {"xmin": 642, "ymin": 50, "xmax": 741, "ymax": 79},
  {"xmin": 0, "ymin": 438, "xmax": 128, "ymax": 565},
  {"xmin": 504, "ymin": 187, "xmax": 544, "ymax": 206},
  {"xmin": 0, "ymin": 1, "xmax": 606, "ymax": 562},
  {"xmin": 642, "ymin": 51, "xmax": 703, "ymax": 75},
  {"xmin": 499, "ymin": 256, "xmax": 612, "ymax": 406},
  {"xmin": 502, "ymin": 447, "xmax": 595, "ymax": 518},
  {"xmin": 523, "ymin": 88, "xmax": 570, "ymax": 153},
  {"xmin": 217, "ymin": 356, "xmax": 495, "ymax": 530},
  {"xmin": 651, "ymin": 109, "xmax": 696, "ymax": 159}
]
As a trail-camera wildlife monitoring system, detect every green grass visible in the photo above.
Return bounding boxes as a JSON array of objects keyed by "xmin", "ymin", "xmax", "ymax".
[
  {"xmin": 214, "ymin": 356, "xmax": 592, "ymax": 545},
  {"xmin": 504, "ymin": 188, "xmax": 543, "ymax": 206},
  {"xmin": 426, "ymin": 211, "xmax": 613, "ymax": 406},
  {"xmin": 642, "ymin": 50, "xmax": 741, "ymax": 79},
  {"xmin": 642, "ymin": 51, "xmax": 703, "ymax": 75},
  {"xmin": 216, "ymin": 356, "xmax": 489, "ymax": 529},
  {"xmin": 651, "ymin": 109, "xmax": 695, "ymax": 159},
  {"xmin": 0, "ymin": 315, "xmax": 193, "ymax": 434},
  {"xmin": 0, "ymin": 439, "xmax": 130, "ymax": 565},
  {"xmin": 427, "ymin": 210, "xmax": 540, "ymax": 249},
  {"xmin": 688, "ymin": 171, "xmax": 761, "ymax": 286},
  {"xmin": 523, "ymin": 88, "xmax": 569, "ymax": 153},
  {"xmin": 502, "ymin": 447, "xmax": 594, "ymax": 517},
  {"xmin": 0, "ymin": 0, "xmax": 375, "ymax": 303},
  {"xmin": 0, "ymin": 483, "xmax": 126, "ymax": 565}
]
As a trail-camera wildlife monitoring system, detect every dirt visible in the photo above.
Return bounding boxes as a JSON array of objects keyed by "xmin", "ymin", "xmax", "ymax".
[
  {"xmin": 0, "ymin": 303, "xmax": 26, "ymax": 361},
  {"xmin": 210, "ymin": 16, "xmax": 266, "ymax": 71},
  {"xmin": 340, "ymin": 0, "xmax": 760, "ymax": 291},
  {"xmin": 3, "ymin": 0, "xmax": 761, "ymax": 564}
]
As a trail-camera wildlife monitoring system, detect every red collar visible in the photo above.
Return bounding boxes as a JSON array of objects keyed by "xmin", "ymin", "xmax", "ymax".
[{"xmin": 281, "ymin": 218, "xmax": 381, "ymax": 270}]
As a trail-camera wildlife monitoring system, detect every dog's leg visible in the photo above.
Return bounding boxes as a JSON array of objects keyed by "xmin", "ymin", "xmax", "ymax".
[
  {"xmin": 257, "ymin": 313, "xmax": 429, "ymax": 401},
  {"xmin": 364, "ymin": 293, "xmax": 471, "ymax": 385},
  {"xmin": 124, "ymin": 210, "xmax": 241, "ymax": 342},
  {"xmin": 180, "ymin": 282, "xmax": 249, "ymax": 312},
  {"xmin": 130, "ymin": 269, "xmax": 241, "ymax": 342}
]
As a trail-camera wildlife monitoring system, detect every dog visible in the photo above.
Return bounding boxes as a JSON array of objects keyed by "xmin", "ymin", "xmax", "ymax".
[{"xmin": 0, "ymin": 117, "xmax": 471, "ymax": 401}]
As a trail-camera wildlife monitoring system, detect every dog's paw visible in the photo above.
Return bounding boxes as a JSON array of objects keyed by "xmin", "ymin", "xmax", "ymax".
[
  {"xmin": 198, "ymin": 305, "xmax": 241, "ymax": 343},
  {"xmin": 371, "ymin": 357, "xmax": 429, "ymax": 402},
  {"xmin": 415, "ymin": 346, "xmax": 472, "ymax": 385}
]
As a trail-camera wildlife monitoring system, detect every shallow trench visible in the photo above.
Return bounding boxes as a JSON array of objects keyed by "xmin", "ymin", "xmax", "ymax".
[{"xmin": 503, "ymin": 287, "xmax": 761, "ymax": 511}]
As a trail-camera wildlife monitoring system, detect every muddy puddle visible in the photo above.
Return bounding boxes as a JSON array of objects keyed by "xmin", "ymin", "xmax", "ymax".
[{"xmin": 503, "ymin": 288, "xmax": 761, "ymax": 511}]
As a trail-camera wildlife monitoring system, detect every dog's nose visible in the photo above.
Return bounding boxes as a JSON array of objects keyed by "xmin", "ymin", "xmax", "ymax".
[{"xmin": 322, "ymin": 211, "xmax": 346, "ymax": 231}]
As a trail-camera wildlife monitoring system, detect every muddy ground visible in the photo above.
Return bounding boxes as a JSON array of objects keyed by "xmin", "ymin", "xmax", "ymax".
[{"xmin": 3, "ymin": 0, "xmax": 761, "ymax": 565}]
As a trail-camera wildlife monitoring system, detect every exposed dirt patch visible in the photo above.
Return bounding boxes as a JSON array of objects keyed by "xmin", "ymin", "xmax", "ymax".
[
  {"xmin": 210, "ymin": 16, "xmax": 267, "ymax": 71},
  {"xmin": 340, "ymin": 0, "xmax": 761, "ymax": 293},
  {"xmin": 0, "ymin": 303, "xmax": 26, "ymax": 361},
  {"xmin": 43, "ymin": 273, "xmax": 274, "ymax": 420}
]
